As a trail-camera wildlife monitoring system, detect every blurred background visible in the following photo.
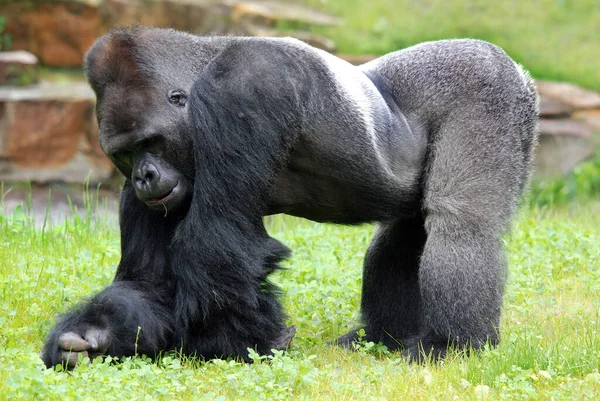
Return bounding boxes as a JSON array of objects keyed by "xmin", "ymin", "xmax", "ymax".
[{"xmin": 0, "ymin": 0, "xmax": 599, "ymax": 222}]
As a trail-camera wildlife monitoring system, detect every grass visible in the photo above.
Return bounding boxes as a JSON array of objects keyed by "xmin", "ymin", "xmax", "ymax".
[
  {"xmin": 530, "ymin": 154, "xmax": 600, "ymax": 207},
  {"xmin": 0, "ymin": 190, "xmax": 599, "ymax": 400},
  {"xmin": 38, "ymin": 67, "xmax": 86, "ymax": 83},
  {"xmin": 293, "ymin": 0, "xmax": 600, "ymax": 92}
]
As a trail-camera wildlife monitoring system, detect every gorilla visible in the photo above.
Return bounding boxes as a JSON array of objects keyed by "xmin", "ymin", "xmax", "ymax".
[{"xmin": 42, "ymin": 26, "xmax": 538, "ymax": 368}]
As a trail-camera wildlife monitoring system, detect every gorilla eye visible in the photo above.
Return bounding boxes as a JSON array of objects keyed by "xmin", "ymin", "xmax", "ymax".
[{"xmin": 168, "ymin": 90, "xmax": 187, "ymax": 107}]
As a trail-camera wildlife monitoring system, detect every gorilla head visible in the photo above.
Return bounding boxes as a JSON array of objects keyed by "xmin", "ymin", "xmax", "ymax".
[{"xmin": 85, "ymin": 29, "xmax": 200, "ymax": 213}]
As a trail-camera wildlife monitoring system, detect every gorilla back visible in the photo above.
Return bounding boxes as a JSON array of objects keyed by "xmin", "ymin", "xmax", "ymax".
[{"xmin": 42, "ymin": 26, "xmax": 538, "ymax": 368}]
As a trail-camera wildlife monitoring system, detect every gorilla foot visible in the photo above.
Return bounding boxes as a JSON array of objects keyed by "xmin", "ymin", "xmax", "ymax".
[
  {"xmin": 333, "ymin": 328, "xmax": 363, "ymax": 349},
  {"xmin": 271, "ymin": 325, "xmax": 296, "ymax": 350},
  {"xmin": 333, "ymin": 328, "xmax": 403, "ymax": 351},
  {"xmin": 402, "ymin": 335, "xmax": 479, "ymax": 364}
]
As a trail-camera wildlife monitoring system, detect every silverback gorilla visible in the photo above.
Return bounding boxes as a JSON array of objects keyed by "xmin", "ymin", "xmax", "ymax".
[{"xmin": 42, "ymin": 27, "xmax": 539, "ymax": 368}]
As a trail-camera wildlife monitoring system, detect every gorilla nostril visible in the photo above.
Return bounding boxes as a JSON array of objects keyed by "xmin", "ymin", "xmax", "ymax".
[
  {"xmin": 144, "ymin": 170, "xmax": 155, "ymax": 182},
  {"xmin": 134, "ymin": 163, "xmax": 160, "ymax": 185},
  {"xmin": 144, "ymin": 164, "xmax": 159, "ymax": 183}
]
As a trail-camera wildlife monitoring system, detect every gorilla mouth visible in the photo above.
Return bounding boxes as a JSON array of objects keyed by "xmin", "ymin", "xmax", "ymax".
[
  {"xmin": 141, "ymin": 181, "xmax": 189, "ymax": 213},
  {"xmin": 147, "ymin": 188, "xmax": 174, "ymax": 205},
  {"xmin": 144, "ymin": 181, "xmax": 182, "ymax": 210}
]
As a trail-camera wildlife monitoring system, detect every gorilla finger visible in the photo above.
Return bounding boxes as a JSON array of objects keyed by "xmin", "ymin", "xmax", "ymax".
[
  {"xmin": 62, "ymin": 350, "xmax": 89, "ymax": 367},
  {"xmin": 84, "ymin": 328, "xmax": 110, "ymax": 353},
  {"xmin": 58, "ymin": 332, "xmax": 90, "ymax": 352}
]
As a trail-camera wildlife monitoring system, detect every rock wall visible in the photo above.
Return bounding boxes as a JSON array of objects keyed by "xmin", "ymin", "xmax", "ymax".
[
  {"xmin": 0, "ymin": 17, "xmax": 598, "ymax": 185},
  {"xmin": 0, "ymin": 0, "xmax": 339, "ymax": 67},
  {"xmin": 536, "ymin": 81, "xmax": 600, "ymax": 177},
  {"xmin": 0, "ymin": 81, "xmax": 113, "ymax": 184}
]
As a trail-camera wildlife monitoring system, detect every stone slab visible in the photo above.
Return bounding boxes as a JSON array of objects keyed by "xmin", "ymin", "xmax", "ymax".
[
  {"xmin": 539, "ymin": 119, "xmax": 596, "ymax": 138},
  {"xmin": 539, "ymin": 98, "xmax": 573, "ymax": 118},
  {"xmin": 0, "ymin": 80, "xmax": 113, "ymax": 184},
  {"xmin": 537, "ymin": 80, "xmax": 600, "ymax": 110},
  {"xmin": 0, "ymin": 51, "xmax": 39, "ymax": 86}
]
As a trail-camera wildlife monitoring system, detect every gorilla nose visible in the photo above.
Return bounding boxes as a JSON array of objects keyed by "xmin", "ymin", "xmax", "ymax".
[{"xmin": 133, "ymin": 162, "xmax": 160, "ymax": 191}]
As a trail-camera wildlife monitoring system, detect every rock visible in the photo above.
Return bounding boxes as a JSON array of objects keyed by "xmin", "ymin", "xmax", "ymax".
[
  {"xmin": 536, "ymin": 119, "xmax": 597, "ymax": 177},
  {"xmin": 0, "ymin": 51, "xmax": 39, "ymax": 86},
  {"xmin": 539, "ymin": 98, "xmax": 573, "ymax": 118},
  {"xmin": 202, "ymin": 0, "xmax": 340, "ymax": 51},
  {"xmin": 573, "ymin": 109, "xmax": 600, "ymax": 130},
  {"xmin": 101, "ymin": 0, "xmax": 212, "ymax": 34},
  {"xmin": 2, "ymin": 0, "xmax": 103, "ymax": 68},
  {"xmin": 246, "ymin": 25, "xmax": 337, "ymax": 53},
  {"xmin": 1, "ymin": 0, "xmax": 214, "ymax": 67},
  {"xmin": 0, "ymin": 81, "xmax": 113, "ymax": 184},
  {"xmin": 228, "ymin": 0, "xmax": 340, "ymax": 28},
  {"xmin": 535, "ymin": 133, "xmax": 599, "ymax": 178},
  {"xmin": 537, "ymin": 80, "xmax": 600, "ymax": 110},
  {"xmin": 533, "ymin": 80, "xmax": 600, "ymax": 178},
  {"xmin": 539, "ymin": 119, "xmax": 595, "ymax": 138}
]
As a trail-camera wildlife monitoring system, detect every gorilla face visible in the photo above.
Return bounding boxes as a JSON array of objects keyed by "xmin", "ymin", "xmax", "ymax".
[
  {"xmin": 98, "ymin": 85, "xmax": 194, "ymax": 213},
  {"xmin": 84, "ymin": 28, "xmax": 205, "ymax": 214},
  {"xmin": 127, "ymin": 149, "xmax": 189, "ymax": 212}
]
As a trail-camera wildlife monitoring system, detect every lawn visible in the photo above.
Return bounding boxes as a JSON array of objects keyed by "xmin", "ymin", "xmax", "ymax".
[{"xmin": 0, "ymin": 193, "xmax": 599, "ymax": 400}]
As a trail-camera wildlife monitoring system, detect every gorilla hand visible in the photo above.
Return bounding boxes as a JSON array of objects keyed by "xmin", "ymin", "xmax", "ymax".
[{"xmin": 45, "ymin": 328, "xmax": 110, "ymax": 369}]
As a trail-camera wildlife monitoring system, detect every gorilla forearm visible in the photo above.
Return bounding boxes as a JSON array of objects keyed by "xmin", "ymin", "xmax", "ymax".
[
  {"xmin": 170, "ymin": 239, "xmax": 291, "ymax": 360},
  {"xmin": 170, "ymin": 212, "xmax": 292, "ymax": 357},
  {"xmin": 114, "ymin": 182, "xmax": 177, "ymax": 282}
]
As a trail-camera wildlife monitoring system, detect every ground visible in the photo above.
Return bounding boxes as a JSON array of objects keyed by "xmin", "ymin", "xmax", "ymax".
[{"xmin": 0, "ymin": 194, "xmax": 599, "ymax": 400}]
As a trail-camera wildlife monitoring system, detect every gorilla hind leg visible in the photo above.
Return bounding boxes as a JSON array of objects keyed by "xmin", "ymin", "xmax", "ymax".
[
  {"xmin": 405, "ymin": 107, "xmax": 528, "ymax": 362},
  {"xmin": 337, "ymin": 215, "xmax": 426, "ymax": 350}
]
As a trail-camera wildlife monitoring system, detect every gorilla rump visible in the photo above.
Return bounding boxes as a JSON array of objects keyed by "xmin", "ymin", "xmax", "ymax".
[{"xmin": 42, "ymin": 27, "xmax": 538, "ymax": 368}]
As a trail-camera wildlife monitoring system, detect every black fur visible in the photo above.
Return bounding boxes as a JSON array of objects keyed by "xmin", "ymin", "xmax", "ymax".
[{"xmin": 42, "ymin": 27, "xmax": 538, "ymax": 368}]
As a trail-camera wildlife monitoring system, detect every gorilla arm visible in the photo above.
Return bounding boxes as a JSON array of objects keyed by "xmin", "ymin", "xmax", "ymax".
[
  {"xmin": 42, "ymin": 34, "xmax": 301, "ymax": 368},
  {"xmin": 166, "ymin": 40, "xmax": 306, "ymax": 359}
]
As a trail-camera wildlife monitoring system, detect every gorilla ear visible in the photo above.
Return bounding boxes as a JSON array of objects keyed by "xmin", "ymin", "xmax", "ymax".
[{"xmin": 84, "ymin": 29, "xmax": 142, "ymax": 100}]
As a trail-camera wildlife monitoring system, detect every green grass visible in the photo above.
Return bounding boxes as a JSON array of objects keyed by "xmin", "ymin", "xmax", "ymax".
[
  {"xmin": 530, "ymin": 154, "xmax": 600, "ymax": 207},
  {"xmin": 294, "ymin": 0, "xmax": 600, "ymax": 92},
  {"xmin": 0, "ymin": 193, "xmax": 599, "ymax": 400},
  {"xmin": 38, "ymin": 66, "xmax": 86, "ymax": 83}
]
